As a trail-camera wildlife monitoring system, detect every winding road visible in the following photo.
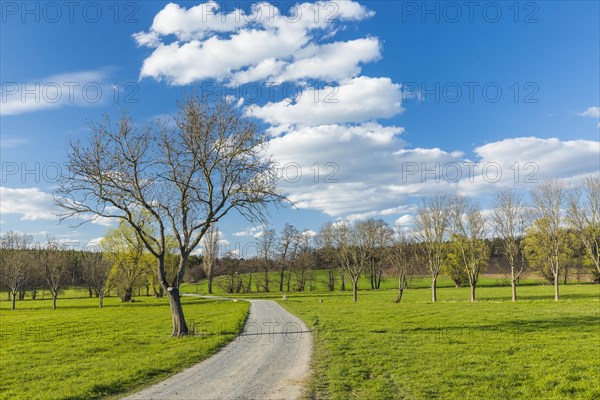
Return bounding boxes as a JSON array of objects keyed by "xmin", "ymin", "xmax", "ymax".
[{"xmin": 123, "ymin": 297, "xmax": 312, "ymax": 400}]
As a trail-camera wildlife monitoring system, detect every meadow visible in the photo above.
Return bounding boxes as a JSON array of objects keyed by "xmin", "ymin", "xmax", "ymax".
[{"xmin": 0, "ymin": 293, "xmax": 249, "ymax": 400}]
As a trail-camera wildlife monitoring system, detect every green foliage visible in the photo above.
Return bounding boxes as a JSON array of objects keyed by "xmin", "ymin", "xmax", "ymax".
[{"xmin": 0, "ymin": 295, "xmax": 249, "ymax": 400}]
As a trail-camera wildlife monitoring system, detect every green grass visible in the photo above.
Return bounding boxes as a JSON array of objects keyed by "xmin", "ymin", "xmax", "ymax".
[
  {"xmin": 276, "ymin": 284, "xmax": 600, "ymax": 400},
  {"xmin": 0, "ymin": 295, "xmax": 250, "ymax": 400}
]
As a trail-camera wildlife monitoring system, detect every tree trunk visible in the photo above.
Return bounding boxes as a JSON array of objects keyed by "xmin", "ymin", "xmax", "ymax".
[
  {"xmin": 431, "ymin": 275, "xmax": 437, "ymax": 302},
  {"xmin": 52, "ymin": 294, "xmax": 57, "ymax": 310},
  {"xmin": 99, "ymin": 294, "xmax": 104, "ymax": 308},
  {"xmin": 341, "ymin": 272, "xmax": 346, "ymax": 291},
  {"xmin": 279, "ymin": 266, "xmax": 285, "ymax": 292},
  {"xmin": 31, "ymin": 288, "xmax": 37, "ymax": 300},
  {"xmin": 122, "ymin": 286, "xmax": 133, "ymax": 302},
  {"xmin": 167, "ymin": 287, "xmax": 188, "ymax": 337},
  {"xmin": 352, "ymin": 280, "xmax": 358, "ymax": 303},
  {"xmin": 89, "ymin": 287, "xmax": 93, "ymax": 298},
  {"xmin": 395, "ymin": 288, "xmax": 404, "ymax": 303},
  {"xmin": 511, "ymin": 278, "xmax": 517, "ymax": 302},
  {"xmin": 554, "ymin": 274, "xmax": 560, "ymax": 301},
  {"xmin": 470, "ymin": 283, "xmax": 476, "ymax": 302},
  {"xmin": 328, "ymin": 269, "xmax": 334, "ymax": 291},
  {"xmin": 11, "ymin": 291, "xmax": 16, "ymax": 310}
]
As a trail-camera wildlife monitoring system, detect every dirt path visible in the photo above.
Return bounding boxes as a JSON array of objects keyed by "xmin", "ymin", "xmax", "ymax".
[{"xmin": 122, "ymin": 297, "xmax": 312, "ymax": 400}]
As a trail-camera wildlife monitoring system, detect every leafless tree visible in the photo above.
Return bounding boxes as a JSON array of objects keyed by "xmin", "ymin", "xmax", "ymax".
[
  {"xmin": 202, "ymin": 225, "xmax": 220, "ymax": 294},
  {"xmin": 414, "ymin": 195, "xmax": 451, "ymax": 302},
  {"xmin": 81, "ymin": 250, "xmax": 112, "ymax": 308},
  {"xmin": 40, "ymin": 237, "xmax": 69, "ymax": 310},
  {"xmin": 316, "ymin": 222, "xmax": 337, "ymax": 291},
  {"xmin": 278, "ymin": 223, "xmax": 298, "ymax": 292},
  {"xmin": 449, "ymin": 195, "xmax": 490, "ymax": 302},
  {"xmin": 529, "ymin": 180, "xmax": 566, "ymax": 300},
  {"xmin": 363, "ymin": 219, "xmax": 394, "ymax": 290},
  {"xmin": 55, "ymin": 95, "xmax": 284, "ymax": 336},
  {"xmin": 493, "ymin": 189, "xmax": 528, "ymax": 301},
  {"xmin": 332, "ymin": 220, "xmax": 370, "ymax": 302},
  {"xmin": 258, "ymin": 228, "xmax": 276, "ymax": 292},
  {"xmin": 0, "ymin": 231, "xmax": 34, "ymax": 310},
  {"xmin": 567, "ymin": 177, "xmax": 600, "ymax": 280},
  {"xmin": 387, "ymin": 231, "xmax": 415, "ymax": 303}
]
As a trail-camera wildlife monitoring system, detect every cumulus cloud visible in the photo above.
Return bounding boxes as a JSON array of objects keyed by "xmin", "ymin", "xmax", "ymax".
[
  {"xmin": 578, "ymin": 106, "xmax": 600, "ymax": 127},
  {"xmin": 233, "ymin": 225, "xmax": 266, "ymax": 238},
  {"xmin": 135, "ymin": 1, "xmax": 377, "ymax": 85},
  {"xmin": 252, "ymin": 77, "xmax": 403, "ymax": 126},
  {"xmin": 0, "ymin": 187, "xmax": 58, "ymax": 220}
]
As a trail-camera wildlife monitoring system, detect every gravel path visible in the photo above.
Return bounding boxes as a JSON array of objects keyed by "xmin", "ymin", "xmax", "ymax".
[{"xmin": 123, "ymin": 297, "xmax": 312, "ymax": 400}]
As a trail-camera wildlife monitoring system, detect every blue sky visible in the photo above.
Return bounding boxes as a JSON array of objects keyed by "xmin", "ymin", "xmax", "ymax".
[{"xmin": 1, "ymin": 1, "xmax": 599, "ymax": 255}]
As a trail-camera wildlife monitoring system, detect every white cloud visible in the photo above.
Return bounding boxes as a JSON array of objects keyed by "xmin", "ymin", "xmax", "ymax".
[
  {"xmin": 233, "ymin": 225, "xmax": 265, "ymax": 238},
  {"xmin": 252, "ymin": 77, "xmax": 402, "ymax": 126},
  {"xmin": 135, "ymin": 1, "xmax": 376, "ymax": 85},
  {"xmin": 1, "ymin": 70, "xmax": 111, "ymax": 116},
  {"xmin": 0, "ymin": 187, "xmax": 58, "ymax": 220},
  {"xmin": 578, "ymin": 106, "xmax": 600, "ymax": 118},
  {"xmin": 0, "ymin": 137, "xmax": 29, "ymax": 148}
]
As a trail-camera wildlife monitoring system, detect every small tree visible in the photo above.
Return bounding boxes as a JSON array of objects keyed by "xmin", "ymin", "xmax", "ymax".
[
  {"xmin": 449, "ymin": 195, "xmax": 489, "ymax": 302},
  {"xmin": 202, "ymin": 225, "xmax": 220, "ymax": 294},
  {"xmin": 41, "ymin": 238, "xmax": 69, "ymax": 310},
  {"xmin": 493, "ymin": 189, "xmax": 528, "ymax": 301},
  {"xmin": 81, "ymin": 250, "xmax": 112, "ymax": 308},
  {"xmin": 414, "ymin": 195, "xmax": 451, "ymax": 302},
  {"xmin": 332, "ymin": 220, "xmax": 370, "ymax": 302},
  {"xmin": 529, "ymin": 180, "xmax": 566, "ymax": 300},
  {"xmin": 0, "ymin": 231, "xmax": 33, "ymax": 310},
  {"xmin": 567, "ymin": 177, "xmax": 600, "ymax": 281},
  {"xmin": 278, "ymin": 223, "xmax": 298, "ymax": 292},
  {"xmin": 387, "ymin": 231, "xmax": 415, "ymax": 303}
]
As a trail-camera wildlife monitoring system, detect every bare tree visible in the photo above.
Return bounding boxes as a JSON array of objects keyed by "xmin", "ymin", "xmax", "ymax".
[
  {"xmin": 493, "ymin": 189, "xmax": 527, "ymax": 301},
  {"xmin": 258, "ymin": 228, "xmax": 276, "ymax": 292},
  {"xmin": 316, "ymin": 222, "xmax": 337, "ymax": 291},
  {"xmin": 55, "ymin": 95, "xmax": 283, "ymax": 336},
  {"xmin": 278, "ymin": 223, "xmax": 298, "ymax": 292},
  {"xmin": 202, "ymin": 225, "xmax": 220, "ymax": 294},
  {"xmin": 363, "ymin": 219, "xmax": 394, "ymax": 290},
  {"xmin": 414, "ymin": 195, "xmax": 451, "ymax": 302},
  {"xmin": 332, "ymin": 220, "xmax": 370, "ymax": 302},
  {"xmin": 449, "ymin": 195, "xmax": 489, "ymax": 302},
  {"xmin": 0, "ymin": 231, "xmax": 33, "ymax": 310},
  {"xmin": 81, "ymin": 250, "xmax": 112, "ymax": 308},
  {"xmin": 529, "ymin": 180, "xmax": 566, "ymax": 300},
  {"xmin": 567, "ymin": 177, "xmax": 600, "ymax": 281},
  {"xmin": 41, "ymin": 238, "xmax": 69, "ymax": 310},
  {"xmin": 387, "ymin": 231, "xmax": 415, "ymax": 303}
]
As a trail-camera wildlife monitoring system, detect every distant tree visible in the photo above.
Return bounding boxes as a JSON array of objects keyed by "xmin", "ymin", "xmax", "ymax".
[
  {"xmin": 567, "ymin": 177, "xmax": 600, "ymax": 282},
  {"xmin": 278, "ymin": 223, "xmax": 298, "ymax": 292},
  {"xmin": 363, "ymin": 219, "xmax": 394, "ymax": 290},
  {"xmin": 0, "ymin": 231, "xmax": 34, "ymax": 310},
  {"xmin": 492, "ymin": 189, "xmax": 528, "ymax": 301},
  {"xmin": 316, "ymin": 222, "xmax": 337, "ymax": 291},
  {"xmin": 41, "ymin": 237, "xmax": 69, "ymax": 310},
  {"xmin": 414, "ymin": 195, "xmax": 452, "ymax": 302},
  {"xmin": 202, "ymin": 225, "xmax": 220, "ymax": 294},
  {"xmin": 449, "ymin": 195, "xmax": 490, "ymax": 302},
  {"xmin": 443, "ymin": 244, "xmax": 468, "ymax": 288},
  {"xmin": 332, "ymin": 220, "xmax": 370, "ymax": 302},
  {"xmin": 387, "ymin": 231, "xmax": 416, "ymax": 303},
  {"xmin": 258, "ymin": 228, "xmax": 276, "ymax": 292},
  {"xmin": 55, "ymin": 94, "xmax": 284, "ymax": 336},
  {"xmin": 528, "ymin": 180, "xmax": 567, "ymax": 300},
  {"xmin": 81, "ymin": 250, "xmax": 112, "ymax": 308}
]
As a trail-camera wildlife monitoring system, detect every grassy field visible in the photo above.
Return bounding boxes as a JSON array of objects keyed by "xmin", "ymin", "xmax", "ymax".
[
  {"xmin": 0, "ymin": 295, "xmax": 250, "ymax": 400},
  {"xmin": 275, "ymin": 284, "xmax": 600, "ymax": 399}
]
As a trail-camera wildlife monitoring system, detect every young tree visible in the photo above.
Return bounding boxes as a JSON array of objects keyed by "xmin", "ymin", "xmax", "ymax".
[
  {"xmin": 493, "ymin": 189, "xmax": 527, "ymax": 301},
  {"xmin": 414, "ymin": 195, "xmax": 451, "ymax": 302},
  {"xmin": 363, "ymin": 219, "xmax": 394, "ymax": 290},
  {"xmin": 449, "ymin": 195, "xmax": 489, "ymax": 302},
  {"xmin": 529, "ymin": 180, "xmax": 566, "ymax": 300},
  {"xmin": 567, "ymin": 177, "xmax": 600, "ymax": 281},
  {"xmin": 277, "ymin": 223, "xmax": 298, "ymax": 292},
  {"xmin": 258, "ymin": 227, "xmax": 276, "ymax": 292},
  {"xmin": 316, "ymin": 222, "xmax": 337, "ymax": 291},
  {"xmin": 81, "ymin": 250, "xmax": 112, "ymax": 308},
  {"xmin": 41, "ymin": 238, "xmax": 69, "ymax": 310},
  {"xmin": 0, "ymin": 231, "xmax": 33, "ymax": 310},
  {"xmin": 387, "ymin": 231, "xmax": 415, "ymax": 303},
  {"xmin": 56, "ymin": 95, "xmax": 283, "ymax": 336},
  {"xmin": 332, "ymin": 220, "xmax": 370, "ymax": 302},
  {"xmin": 202, "ymin": 225, "xmax": 220, "ymax": 294}
]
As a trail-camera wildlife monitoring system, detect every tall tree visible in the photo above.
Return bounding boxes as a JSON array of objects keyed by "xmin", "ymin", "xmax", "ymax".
[
  {"xmin": 278, "ymin": 223, "xmax": 298, "ymax": 292},
  {"xmin": 387, "ymin": 231, "xmax": 416, "ymax": 303},
  {"xmin": 316, "ymin": 222, "xmax": 337, "ymax": 291},
  {"xmin": 0, "ymin": 231, "xmax": 33, "ymax": 310},
  {"xmin": 493, "ymin": 189, "xmax": 528, "ymax": 301},
  {"xmin": 449, "ymin": 195, "xmax": 490, "ymax": 302},
  {"xmin": 202, "ymin": 225, "xmax": 220, "ymax": 294},
  {"xmin": 414, "ymin": 195, "xmax": 451, "ymax": 302},
  {"xmin": 81, "ymin": 250, "xmax": 112, "ymax": 308},
  {"xmin": 529, "ymin": 180, "xmax": 566, "ymax": 300},
  {"xmin": 41, "ymin": 237, "xmax": 69, "ymax": 310},
  {"xmin": 258, "ymin": 228, "xmax": 276, "ymax": 292},
  {"xmin": 332, "ymin": 220, "xmax": 370, "ymax": 302},
  {"xmin": 363, "ymin": 219, "xmax": 394, "ymax": 290},
  {"xmin": 567, "ymin": 177, "xmax": 600, "ymax": 281},
  {"xmin": 56, "ymin": 95, "xmax": 283, "ymax": 336}
]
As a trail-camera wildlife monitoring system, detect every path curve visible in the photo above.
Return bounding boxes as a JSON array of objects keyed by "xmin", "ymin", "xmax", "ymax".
[{"xmin": 123, "ymin": 297, "xmax": 312, "ymax": 400}]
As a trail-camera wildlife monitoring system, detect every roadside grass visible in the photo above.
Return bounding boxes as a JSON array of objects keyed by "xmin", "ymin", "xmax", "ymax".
[
  {"xmin": 0, "ymin": 296, "xmax": 250, "ymax": 400},
  {"xmin": 276, "ymin": 284, "xmax": 600, "ymax": 400}
]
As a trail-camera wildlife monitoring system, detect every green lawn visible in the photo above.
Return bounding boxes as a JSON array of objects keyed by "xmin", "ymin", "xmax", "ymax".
[
  {"xmin": 0, "ymin": 295, "xmax": 249, "ymax": 400},
  {"xmin": 276, "ymin": 284, "xmax": 600, "ymax": 400}
]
